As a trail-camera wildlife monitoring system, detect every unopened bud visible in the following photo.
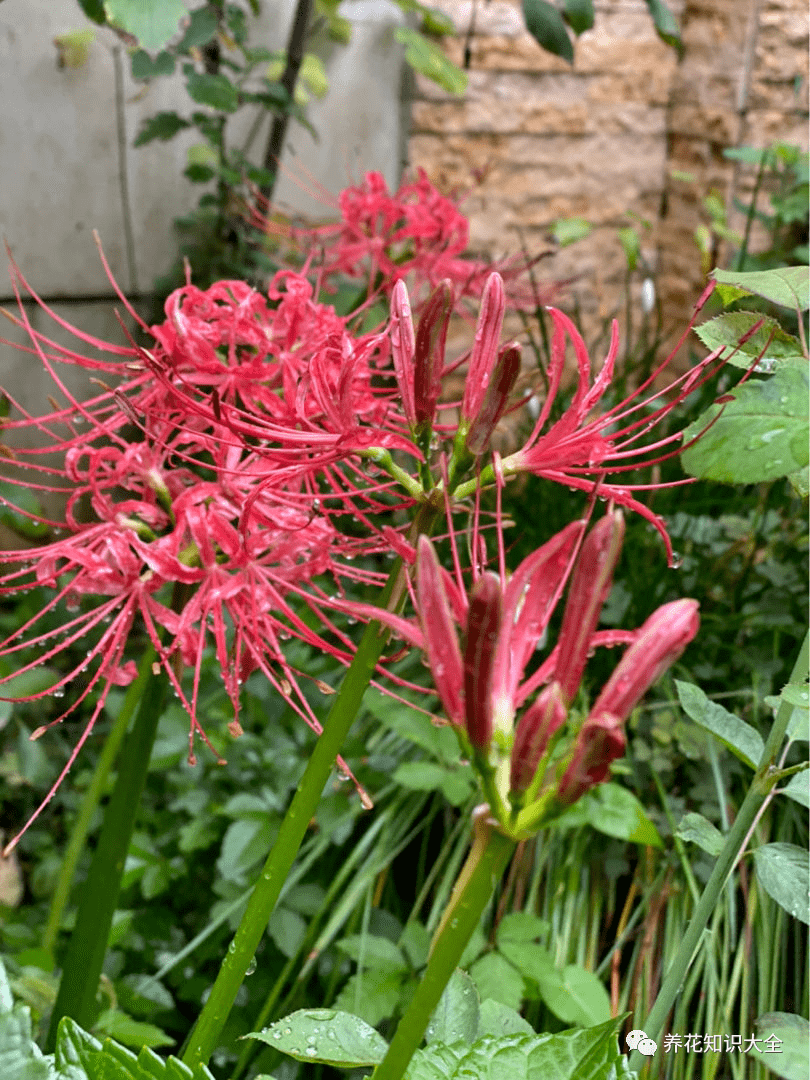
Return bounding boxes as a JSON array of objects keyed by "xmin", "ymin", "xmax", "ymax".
[
  {"xmin": 466, "ymin": 342, "xmax": 522, "ymax": 455},
  {"xmin": 590, "ymin": 599, "xmax": 699, "ymax": 721},
  {"xmin": 461, "ymin": 272, "xmax": 506, "ymax": 423},
  {"xmin": 510, "ymin": 681, "xmax": 567, "ymax": 793},
  {"xmin": 555, "ymin": 511, "xmax": 624, "ymax": 704},
  {"xmin": 414, "ymin": 280, "xmax": 453, "ymax": 430},
  {"xmin": 463, "ymin": 572, "xmax": 502, "ymax": 752},
  {"xmin": 390, "ymin": 279, "xmax": 416, "ymax": 427},
  {"xmin": 556, "ymin": 711, "xmax": 625, "ymax": 806},
  {"xmin": 416, "ymin": 536, "xmax": 464, "ymax": 727}
]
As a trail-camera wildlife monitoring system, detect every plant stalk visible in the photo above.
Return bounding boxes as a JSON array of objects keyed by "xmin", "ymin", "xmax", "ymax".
[
  {"xmin": 46, "ymin": 660, "xmax": 168, "ymax": 1046},
  {"xmin": 371, "ymin": 812, "xmax": 516, "ymax": 1080},
  {"xmin": 629, "ymin": 628, "xmax": 808, "ymax": 1073}
]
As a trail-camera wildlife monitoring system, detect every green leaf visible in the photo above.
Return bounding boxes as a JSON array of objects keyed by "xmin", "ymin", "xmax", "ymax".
[
  {"xmin": 267, "ymin": 906, "xmax": 307, "ymax": 959},
  {"xmin": 94, "ymin": 1010, "xmax": 174, "ymax": 1049},
  {"xmin": 643, "ymin": 0, "xmax": 682, "ymax": 52},
  {"xmin": 522, "ymin": 0, "xmax": 574, "ymax": 64},
  {"xmin": 496, "ymin": 912, "xmax": 549, "ymax": 944},
  {"xmin": 336, "ymin": 934, "xmax": 407, "ymax": 972},
  {"xmin": 468, "ymin": 954, "xmax": 527, "ymax": 1010},
  {"xmin": 130, "ymin": 49, "xmax": 175, "ymax": 80},
  {"xmin": 246, "ymin": 1009, "xmax": 389, "ymax": 1068},
  {"xmin": 77, "ymin": 0, "xmax": 107, "ymax": 24},
  {"xmin": 780, "ymin": 771, "xmax": 809, "ymax": 809},
  {"xmin": 676, "ymin": 681, "xmax": 764, "ymax": 768},
  {"xmin": 765, "ymin": 679, "xmax": 810, "ymax": 742},
  {"xmin": 334, "ymin": 970, "xmax": 406, "ymax": 1027},
  {"xmin": 681, "ymin": 366, "xmax": 809, "ymax": 486},
  {"xmin": 711, "ymin": 265, "xmax": 810, "ymax": 311},
  {"xmin": 176, "ymin": 6, "xmax": 219, "ymax": 51},
  {"xmin": 617, "ymin": 226, "xmax": 641, "ymax": 271},
  {"xmin": 563, "ymin": 0, "xmax": 594, "ymax": 35},
  {"xmin": 104, "ymin": 0, "xmax": 188, "ymax": 53},
  {"xmin": 477, "ymin": 999, "xmax": 533, "ymax": 1037},
  {"xmin": 582, "ymin": 783, "xmax": 663, "ymax": 847},
  {"xmin": 134, "ymin": 112, "xmax": 191, "ymax": 147},
  {"xmin": 754, "ymin": 843, "xmax": 810, "ymax": 924},
  {"xmin": 551, "ymin": 217, "xmax": 592, "ymax": 246},
  {"xmin": 0, "ymin": 1000, "xmax": 55, "ymax": 1080},
  {"xmin": 184, "ymin": 68, "xmax": 240, "ymax": 113},
  {"xmin": 426, "ymin": 969, "xmax": 480, "ymax": 1045},
  {"xmin": 693, "ymin": 311, "xmax": 805, "ymax": 371},
  {"xmin": 394, "ymin": 28, "xmax": 467, "ymax": 94},
  {"xmin": 748, "ymin": 1012, "xmax": 810, "ymax": 1080},
  {"xmin": 676, "ymin": 812, "xmax": 725, "ymax": 856},
  {"xmin": 0, "ymin": 957, "xmax": 12, "ymax": 1013},
  {"xmin": 392, "ymin": 761, "xmax": 473, "ymax": 806}
]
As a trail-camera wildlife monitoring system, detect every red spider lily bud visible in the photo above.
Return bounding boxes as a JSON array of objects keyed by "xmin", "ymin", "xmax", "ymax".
[
  {"xmin": 556, "ymin": 711, "xmax": 625, "ymax": 806},
  {"xmin": 510, "ymin": 681, "xmax": 567, "ymax": 793},
  {"xmin": 463, "ymin": 572, "xmax": 502, "ymax": 752},
  {"xmin": 555, "ymin": 511, "xmax": 625, "ymax": 704},
  {"xmin": 390, "ymin": 279, "xmax": 417, "ymax": 427},
  {"xmin": 416, "ymin": 536, "xmax": 464, "ymax": 727},
  {"xmin": 461, "ymin": 272, "xmax": 506, "ymax": 423},
  {"xmin": 590, "ymin": 599, "xmax": 699, "ymax": 721},
  {"xmin": 466, "ymin": 342, "xmax": 522, "ymax": 455},
  {"xmin": 414, "ymin": 279, "xmax": 453, "ymax": 430}
]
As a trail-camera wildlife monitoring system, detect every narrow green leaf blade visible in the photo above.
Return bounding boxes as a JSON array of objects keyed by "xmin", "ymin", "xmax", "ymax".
[
  {"xmin": 246, "ymin": 1009, "xmax": 389, "ymax": 1068},
  {"xmin": 394, "ymin": 28, "xmax": 467, "ymax": 93},
  {"xmin": 754, "ymin": 843, "xmax": 810, "ymax": 924}
]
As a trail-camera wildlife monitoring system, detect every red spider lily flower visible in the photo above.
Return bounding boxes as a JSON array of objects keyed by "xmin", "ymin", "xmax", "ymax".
[
  {"xmin": 413, "ymin": 280, "xmax": 453, "ymax": 433},
  {"xmin": 510, "ymin": 681, "xmax": 567, "ymax": 794},
  {"xmin": 465, "ymin": 343, "xmax": 522, "ymax": 456},
  {"xmin": 463, "ymin": 572, "xmax": 502, "ymax": 752},
  {"xmin": 555, "ymin": 711, "xmax": 626, "ymax": 806},
  {"xmin": 589, "ymin": 598, "xmax": 700, "ymax": 722},
  {"xmin": 501, "ymin": 285, "xmax": 722, "ymax": 563},
  {"xmin": 460, "ymin": 273, "xmax": 506, "ymax": 427},
  {"xmin": 553, "ymin": 510, "xmax": 625, "ymax": 704}
]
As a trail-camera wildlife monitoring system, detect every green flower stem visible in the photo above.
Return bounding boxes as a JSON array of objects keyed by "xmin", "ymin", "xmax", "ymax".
[
  {"xmin": 43, "ymin": 647, "xmax": 157, "ymax": 956},
  {"xmin": 372, "ymin": 813, "xmax": 516, "ymax": 1080},
  {"xmin": 629, "ymin": 628, "xmax": 808, "ymax": 1074},
  {"xmin": 182, "ymin": 504, "xmax": 440, "ymax": 1071},
  {"xmin": 46, "ymin": 659, "xmax": 168, "ymax": 1047}
]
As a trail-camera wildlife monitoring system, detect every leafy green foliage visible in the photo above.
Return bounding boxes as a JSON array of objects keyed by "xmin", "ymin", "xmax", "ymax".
[
  {"xmin": 643, "ymin": 0, "xmax": 682, "ymax": 53},
  {"xmin": 676, "ymin": 681, "xmax": 765, "ymax": 769},
  {"xmin": 712, "ymin": 265, "xmax": 810, "ymax": 312},
  {"xmin": 753, "ymin": 844, "xmax": 810, "ymax": 925},
  {"xmin": 749, "ymin": 1012, "xmax": 810, "ymax": 1080},
  {"xmin": 693, "ymin": 311, "xmax": 805, "ymax": 370},
  {"xmin": 521, "ymin": 0, "xmax": 574, "ymax": 65},
  {"xmin": 395, "ymin": 28, "xmax": 468, "ymax": 94},
  {"xmin": 104, "ymin": 0, "xmax": 188, "ymax": 53}
]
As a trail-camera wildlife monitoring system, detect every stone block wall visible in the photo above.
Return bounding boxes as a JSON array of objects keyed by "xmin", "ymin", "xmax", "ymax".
[{"xmin": 407, "ymin": 0, "xmax": 808, "ymax": 349}]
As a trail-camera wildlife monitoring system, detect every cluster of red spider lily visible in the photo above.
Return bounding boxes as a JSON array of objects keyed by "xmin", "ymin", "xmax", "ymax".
[{"xmin": 0, "ymin": 171, "xmax": 726, "ymax": 852}]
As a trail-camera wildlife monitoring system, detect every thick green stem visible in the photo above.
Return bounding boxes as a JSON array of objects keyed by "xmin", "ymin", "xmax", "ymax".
[
  {"xmin": 372, "ymin": 813, "xmax": 516, "ymax": 1080},
  {"xmin": 629, "ymin": 628, "xmax": 808, "ymax": 1074},
  {"xmin": 43, "ymin": 647, "xmax": 157, "ymax": 956},
  {"xmin": 182, "ymin": 505, "xmax": 439, "ymax": 1070},
  {"xmin": 46, "ymin": 662, "xmax": 168, "ymax": 1046}
]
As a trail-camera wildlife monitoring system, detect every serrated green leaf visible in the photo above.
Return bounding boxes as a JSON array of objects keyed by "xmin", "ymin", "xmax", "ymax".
[
  {"xmin": 470, "ymin": 953, "xmax": 525, "ymax": 1011},
  {"xmin": 134, "ymin": 112, "xmax": 191, "ymax": 147},
  {"xmin": 676, "ymin": 681, "xmax": 764, "ymax": 767},
  {"xmin": 426, "ymin": 970, "xmax": 480, "ymax": 1045},
  {"xmin": 748, "ymin": 1012, "xmax": 810, "ymax": 1080},
  {"xmin": 681, "ymin": 366, "xmax": 809, "ymax": 486},
  {"xmin": 130, "ymin": 49, "xmax": 175, "ymax": 80},
  {"xmin": 394, "ymin": 28, "xmax": 467, "ymax": 93},
  {"xmin": 105, "ymin": 0, "xmax": 187, "ymax": 53},
  {"xmin": 582, "ymin": 783, "xmax": 663, "ymax": 847},
  {"xmin": 0, "ymin": 1004, "xmax": 55, "ymax": 1080},
  {"xmin": 693, "ymin": 311, "xmax": 805, "ymax": 370},
  {"xmin": 643, "ymin": 0, "xmax": 682, "ymax": 51},
  {"xmin": 676, "ymin": 812, "xmax": 725, "ymax": 856},
  {"xmin": 563, "ymin": 0, "xmax": 594, "ymax": 35},
  {"xmin": 754, "ymin": 844, "xmax": 809, "ymax": 924},
  {"xmin": 246, "ymin": 1009, "xmax": 389, "ymax": 1067},
  {"xmin": 711, "ymin": 265, "xmax": 810, "ymax": 311},
  {"xmin": 522, "ymin": 0, "xmax": 574, "ymax": 63},
  {"xmin": 184, "ymin": 69, "xmax": 240, "ymax": 113}
]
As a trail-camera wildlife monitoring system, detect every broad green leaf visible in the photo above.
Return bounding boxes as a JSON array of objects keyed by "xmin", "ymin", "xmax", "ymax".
[
  {"xmin": 676, "ymin": 681, "xmax": 764, "ymax": 768},
  {"xmin": 336, "ymin": 934, "xmax": 407, "ymax": 972},
  {"xmin": 0, "ymin": 1005, "xmax": 55, "ymax": 1080},
  {"xmin": 711, "ymin": 265, "xmax": 810, "ymax": 311},
  {"xmin": 754, "ymin": 843, "xmax": 810, "ymax": 924},
  {"xmin": 563, "ymin": 0, "xmax": 594, "ymax": 35},
  {"xmin": 522, "ymin": 0, "xmax": 574, "ymax": 64},
  {"xmin": 643, "ymin": 0, "xmax": 682, "ymax": 51},
  {"xmin": 496, "ymin": 911, "xmax": 549, "ymax": 944},
  {"xmin": 77, "ymin": 0, "xmax": 106, "ymax": 23},
  {"xmin": 55, "ymin": 1017, "xmax": 102, "ymax": 1068},
  {"xmin": 676, "ymin": 812, "xmax": 724, "ymax": 856},
  {"xmin": 582, "ymin": 783, "xmax": 663, "ymax": 847},
  {"xmin": 392, "ymin": 0, "xmax": 455, "ymax": 36},
  {"xmin": 0, "ymin": 958, "xmax": 12, "ymax": 1013},
  {"xmin": 394, "ymin": 28, "xmax": 467, "ymax": 94},
  {"xmin": 426, "ymin": 970, "xmax": 480, "ymax": 1045},
  {"xmin": 469, "ymin": 953, "xmax": 524, "ymax": 1011},
  {"xmin": 246, "ymin": 1009, "xmax": 389, "ymax": 1068},
  {"xmin": 54, "ymin": 29, "xmax": 96, "ymax": 69},
  {"xmin": 748, "ymin": 1012, "xmax": 810, "ymax": 1080},
  {"xmin": 105, "ymin": 0, "xmax": 187, "ymax": 53},
  {"xmin": 134, "ymin": 112, "xmax": 191, "ymax": 147},
  {"xmin": 400, "ymin": 922, "xmax": 431, "ymax": 969},
  {"xmin": 333, "ymin": 970, "xmax": 405, "ymax": 1027},
  {"xmin": 681, "ymin": 366, "xmax": 809, "ymax": 486},
  {"xmin": 393, "ymin": 761, "xmax": 473, "ymax": 806},
  {"xmin": 477, "ymin": 999, "xmax": 533, "ymax": 1037},
  {"xmin": 130, "ymin": 49, "xmax": 175, "ymax": 80},
  {"xmin": 95, "ymin": 1011, "xmax": 174, "ymax": 1051},
  {"xmin": 780, "ymin": 771, "xmax": 809, "ymax": 808},
  {"xmin": 267, "ymin": 906, "xmax": 307, "ymax": 959},
  {"xmin": 534, "ymin": 963, "xmax": 610, "ymax": 1027},
  {"xmin": 765, "ymin": 679, "xmax": 809, "ymax": 742},
  {"xmin": 551, "ymin": 217, "xmax": 592, "ymax": 246},
  {"xmin": 788, "ymin": 465, "xmax": 809, "ymax": 498},
  {"xmin": 176, "ymin": 6, "xmax": 219, "ymax": 50},
  {"xmin": 693, "ymin": 311, "xmax": 805, "ymax": 370},
  {"xmin": 184, "ymin": 69, "xmax": 240, "ymax": 113},
  {"xmin": 404, "ymin": 1017, "xmax": 624, "ymax": 1080}
]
